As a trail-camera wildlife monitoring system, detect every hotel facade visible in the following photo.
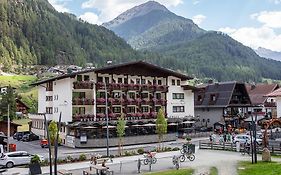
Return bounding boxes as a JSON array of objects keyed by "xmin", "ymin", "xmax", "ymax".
[{"xmin": 30, "ymin": 61, "xmax": 196, "ymax": 147}]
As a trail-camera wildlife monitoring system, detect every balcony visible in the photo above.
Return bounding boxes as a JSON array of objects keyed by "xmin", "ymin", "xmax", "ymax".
[
  {"xmin": 108, "ymin": 98, "xmax": 124, "ymax": 105},
  {"xmin": 152, "ymin": 98, "xmax": 167, "ymax": 106},
  {"xmin": 128, "ymin": 84, "xmax": 140, "ymax": 91},
  {"xmin": 73, "ymin": 81, "xmax": 94, "ymax": 89},
  {"xmin": 73, "ymin": 114, "xmax": 95, "ymax": 122},
  {"xmin": 264, "ymin": 102, "xmax": 276, "ymax": 107},
  {"xmin": 96, "ymin": 98, "xmax": 106, "ymax": 105},
  {"xmin": 96, "ymin": 82, "xmax": 106, "ymax": 90},
  {"xmin": 125, "ymin": 98, "xmax": 137, "ymax": 105},
  {"xmin": 72, "ymin": 98, "xmax": 94, "ymax": 105},
  {"xmin": 155, "ymin": 85, "xmax": 168, "ymax": 92}
]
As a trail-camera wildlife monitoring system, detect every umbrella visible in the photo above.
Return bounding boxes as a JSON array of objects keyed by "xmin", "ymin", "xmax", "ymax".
[
  {"xmin": 182, "ymin": 121, "xmax": 195, "ymax": 124},
  {"xmin": 168, "ymin": 123, "xmax": 178, "ymax": 126},
  {"xmin": 102, "ymin": 125, "xmax": 116, "ymax": 129},
  {"xmin": 143, "ymin": 123, "xmax": 156, "ymax": 127},
  {"xmin": 131, "ymin": 124, "xmax": 143, "ymax": 127},
  {"xmin": 82, "ymin": 126, "xmax": 97, "ymax": 129}
]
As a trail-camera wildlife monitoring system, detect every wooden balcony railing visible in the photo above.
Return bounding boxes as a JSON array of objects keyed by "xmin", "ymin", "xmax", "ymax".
[
  {"xmin": 73, "ymin": 81, "xmax": 94, "ymax": 89},
  {"xmin": 72, "ymin": 98, "xmax": 94, "ymax": 105}
]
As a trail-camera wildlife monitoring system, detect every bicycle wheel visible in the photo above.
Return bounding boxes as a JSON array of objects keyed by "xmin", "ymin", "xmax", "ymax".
[
  {"xmin": 143, "ymin": 159, "xmax": 149, "ymax": 165},
  {"xmin": 152, "ymin": 157, "xmax": 157, "ymax": 164},
  {"xmin": 180, "ymin": 148, "xmax": 185, "ymax": 154},
  {"xmin": 179, "ymin": 154, "xmax": 186, "ymax": 162},
  {"xmin": 188, "ymin": 154, "xmax": 195, "ymax": 161}
]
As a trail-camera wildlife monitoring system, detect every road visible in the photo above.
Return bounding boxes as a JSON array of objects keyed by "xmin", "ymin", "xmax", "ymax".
[{"xmin": 5, "ymin": 147, "xmax": 256, "ymax": 175}]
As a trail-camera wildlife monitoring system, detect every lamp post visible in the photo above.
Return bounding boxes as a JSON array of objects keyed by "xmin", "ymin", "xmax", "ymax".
[
  {"xmin": 105, "ymin": 82, "xmax": 109, "ymax": 157},
  {"xmin": 7, "ymin": 104, "xmax": 10, "ymax": 152}
]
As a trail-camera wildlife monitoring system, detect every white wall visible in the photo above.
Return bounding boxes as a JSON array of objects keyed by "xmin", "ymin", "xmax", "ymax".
[
  {"xmin": 167, "ymin": 76, "xmax": 194, "ymax": 118},
  {"xmin": 277, "ymin": 97, "xmax": 281, "ymax": 118},
  {"xmin": 38, "ymin": 85, "xmax": 47, "ymax": 113},
  {"xmin": 52, "ymin": 78, "xmax": 73, "ymax": 123}
]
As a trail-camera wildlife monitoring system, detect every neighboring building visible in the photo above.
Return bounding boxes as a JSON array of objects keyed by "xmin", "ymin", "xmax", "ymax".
[
  {"xmin": 16, "ymin": 99, "xmax": 30, "ymax": 115},
  {"xmin": 246, "ymin": 84, "xmax": 279, "ymax": 118},
  {"xmin": 194, "ymin": 81, "xmax": 252, "ymax": 129},
  {"xmin": 0, "ymin": 121, "xmax": 21, "ymax": 136},
  {"xmin": 266, "ymin": 88, "xmax": 281, "ymax": 118},
  {"xmin": 29, "ymin": 61, "xmax": 196, "ymax": 148}
]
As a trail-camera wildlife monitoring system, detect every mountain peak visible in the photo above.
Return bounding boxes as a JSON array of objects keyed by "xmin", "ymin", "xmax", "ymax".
[{"xmin": 103, "ymin": 1, "xmax": 169, "ymax": 28}]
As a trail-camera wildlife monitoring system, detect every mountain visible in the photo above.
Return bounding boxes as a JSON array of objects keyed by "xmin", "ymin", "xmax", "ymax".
[
  {"xmin": 104, "ymin": 1, "xmax": 281, "ymax": 82},
  {"xmin": 255, "ymin": 47, "xmax": 281, "ymax": 62},
  {"xmin": 103, "ymin": 1, "xmax": 205, "ymax": 49},
  {"xmin": 0, "ymin": 0, "xmax": 140, "ymax": 71}
]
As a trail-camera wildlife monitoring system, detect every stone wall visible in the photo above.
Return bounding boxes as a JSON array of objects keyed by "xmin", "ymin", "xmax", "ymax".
[{"xmin": 74, "ymin": 133, "xmax": 177, "ymax": 148}]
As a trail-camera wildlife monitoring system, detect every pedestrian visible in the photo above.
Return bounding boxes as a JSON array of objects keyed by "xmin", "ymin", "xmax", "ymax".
[
  {"xmin": 223, "ymin": 134, "xmax": 227, "ymax": 143},
  {"xmin": 209, "ymin": 134, "xmax": 213, "ymax": 142},
  {"xmin": 101, "ymin": 159, "xmax": 109, "ymax": 175}
]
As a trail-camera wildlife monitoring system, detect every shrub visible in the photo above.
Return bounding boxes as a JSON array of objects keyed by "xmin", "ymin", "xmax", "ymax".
[
  {"xmin": 124, "ymin": 151, "xmax": 132, "ymax": 156},
  {"xmin": 40, "ymin": 159, "xmax": 49, "ymax": 166},
  {"xmin": 66, "ymin": 155, "xmax": 73, "ymax": 162},
  {"xmin": 31, "ymin": 155, "xmax": 41, "ymax": 164},
  {"xmin": 137, "ymin": 148, "xmax": 144, "ymax": 154},
  {"xmin": 79, "ymin": 154, "xmax": 87, "ymax": 161},
  {"xmin": 186, "ymin": 137, "xmax": 192, "ymax": 141},
  {"xmin": 172, "ymin": 147, "xmax": 180, "ymax": 151}
]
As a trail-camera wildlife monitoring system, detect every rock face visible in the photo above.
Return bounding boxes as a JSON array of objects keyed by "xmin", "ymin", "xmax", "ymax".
[{"xmin": 262, "ymin": 148, "xmax": 271, "ymax": 162}]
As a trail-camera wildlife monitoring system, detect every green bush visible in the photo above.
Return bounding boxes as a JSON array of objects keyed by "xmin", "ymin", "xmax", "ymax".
[
  {"xmin": 124, "ymin": 151, "xmax": 132, "ymax": 156},
  {"xmin": 79, "ymin": 154, "xmax": 87, "ymax": 161},
  {"xmin": 40, "ymin": 159, "xmax": 49, "ymax": 166},
  {"xmin": 31, "ymin": 155, "xmax": 41, "ymax": 164},
  {"xmin": 172, "ymin": 147, "xmax": 180, "ymax": 151},
  {"xmin": 137, "ymin": 148, "xmax": 145, "ymax": 154},
  {"xmin": 66, "ymin": 155, "xmax": 73, "ymax": 162},
  {"xmin": 186, "ymin": 137, "xmax": 192, "ymax": 141}
]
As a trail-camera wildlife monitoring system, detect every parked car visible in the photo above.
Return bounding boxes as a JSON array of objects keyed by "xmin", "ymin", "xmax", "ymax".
[
  {"xmin": 233, "ymin": 134, "xmax": 262, "ymax": 145},
  {"xmin": 22, "ymin": 133, "xmax": 39, "ymax": 142},
  {"xmin": 0, "ymin": 151, "xmax": 44, "ymax": 168},
  {"xmin": 13, "ymin": 131, "xmax": 31, "ymax": 141}
]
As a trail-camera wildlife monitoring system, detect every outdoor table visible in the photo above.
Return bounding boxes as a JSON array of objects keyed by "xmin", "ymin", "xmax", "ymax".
[{"xmin": 90, "ymin": 164, "xmax": 108, "ymax": 175}]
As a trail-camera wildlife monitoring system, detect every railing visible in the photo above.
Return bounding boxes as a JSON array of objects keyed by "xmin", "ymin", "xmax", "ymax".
[
  {"xmin": 72, "ymin": 98, "xmax": 94, "ymax": 105},
  {"xmin": 96, "ymin": 98, "xmax": 106, "ymax": 105},
  {"xmin": 73, "ymin": 114, "xmax": 95, "ymax": 121},
  {"xmin": 73, "ymin": 81, "xmax": 94, "ymax": 89},
  {"xmin": 264, "ymin": 102, "xmax": 276, "ymax": 107},
  {"xmin": 96, "ymin": 83, "xmax": 169, "ymax": 92}
]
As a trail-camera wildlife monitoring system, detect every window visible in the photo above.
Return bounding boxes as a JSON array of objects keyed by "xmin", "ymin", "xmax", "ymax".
[
  {"xmin": 142, "ymin": 106, "xmax": 149, "ymax": 113},
  {"xmin": 84, "ymin": 75, "xmax": 90, "ymax": 81},
  {"xmin": 46, "ymin": 107, "xmax": 53, "ymax": 114},
  {"xmin": 97, "ymin": 92, "xmax": 106, "ymax": 98},
  {"xmin": 77, "ymin": 75, "xmax": 83, "ymax": 81},
  {"xmin": 156, "ymin": 93, "xmax": 161, "ymax": 99},
  {"xmin": 118, "ymin": 78, "xmax": 123, "ymax": 83},
  {"xmin": 96, "ymin": 107, "xmax": 106, "ymax": 114},
  {"xmin": 136, "ymin": 78, "xmax": 140, "ymax": 84},
  {"xmin": 54, "ymin": 95, "xmax": 58, "ymax": 101},
  {"xmin": 73, "ymin": 92, "xmax": 85, "ymax": 98},
  {"xmin": 173, "ymin": 106, "xmax": 184, "ymax": 113},
  {"xmin": 177, "ymin": 80, "xmax": 180, "ymax": 86},
  {"xmin": 54, "ymin": 107, "xmax": 58, "ymax": 113},
  {"xmin": 197, "ymin": 95, "xmax": 203, "ymax": 102},
  {"xmin": 172, "ymin": 79, "xmax": 175, "ymax": 85},
  {"xmin": 124, "ymin": 78, "xmax": 128, "ymax": 84},
  {"xmin": 73, "ymin": 107, "xmax": 85, "ymax": 115},
  {"xmin": 105, "ymin": 77, "xmax": 109, "ymax": 84},
  {"xmin": 128, "ymin": 106, "xmax": 135, "ymax": 113},
  {"xmin": 97, "ymin": 77, "xmax": 103, "ymax": 83},
  {"xmin": 158, "ymin": 80, "xmax": 162, "ymax": 85},
  {"xmin": 156, "ymin": 106, "xmax": 162, "ymax": 113},
  {"xmin": 46, "ymin": 96, "xmax": 53, "ymax": 101},
  {"xmin": 141, "ymin": 79, "xmax": 146, "ymax": 84},
  {"xmin": 210, "ymin": 94, "xmax": 216, "ymax": 101},
  {"xmin": 113, "ymin": 92, "xmax": 121, "ymax": 98},
  {"xmin": 128, "ymin": 92, "xmax": 135, "ymax": 99},
  {"xmin": 141, "ymin": 92, "xmax": 149, "ymax": 99},
  {"xmin": 173, "ymin": 93, "xmax": 184, "ymax": 99},
  {"xmin": 113, "ymin": 107, "xmax": 121, "ymax": 113},
  {"xmin": 46, "ymin": 82, "xmax": 53, "ymax": 91}
]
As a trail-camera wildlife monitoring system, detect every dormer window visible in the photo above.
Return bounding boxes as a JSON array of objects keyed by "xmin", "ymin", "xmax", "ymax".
[{"xmin": 210, "ymin": 94, "xmax": 216, "ymax": 101}]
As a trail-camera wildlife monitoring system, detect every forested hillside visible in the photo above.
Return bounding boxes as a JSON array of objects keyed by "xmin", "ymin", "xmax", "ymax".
[{"xmin": 0, "ymin": 0, "xmax": 140, "ymax": 71}]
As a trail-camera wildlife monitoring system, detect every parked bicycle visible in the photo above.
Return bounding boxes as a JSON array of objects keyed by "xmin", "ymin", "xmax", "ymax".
[
  {"xmin": 179, "ymin": 152, "xmax": 195, "ymax": 162},
  {"xmin": 143, "ymin": 151, "xmax": 157, "ymax": 165},
  {"xmin": 241, "ymin": 143, "xmax": 252, "ymax": 156}
]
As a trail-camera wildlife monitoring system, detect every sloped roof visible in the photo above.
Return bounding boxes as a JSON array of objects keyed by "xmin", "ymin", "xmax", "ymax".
[
  {"xmin": 246, "ymin": 84, "xmax": 279, "ymax": 105},
  {"xmin": 266, "ymin": 88, "xmax": 281, "ymax": 97},
  {"xmin": 195, "ymin": 81, "xmax": 251, "ymax": 108},
  {"xmin": 31, "ymin": 61, "xmax": 192, "ymax": 86}
]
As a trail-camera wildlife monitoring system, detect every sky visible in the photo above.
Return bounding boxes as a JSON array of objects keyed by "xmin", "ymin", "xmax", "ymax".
[{"xmin": 48, "ymin": 0, "xmax": 281, "ymax": 52}]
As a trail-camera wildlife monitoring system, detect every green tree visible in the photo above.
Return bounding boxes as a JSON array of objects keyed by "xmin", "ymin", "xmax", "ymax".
[
  {"xmin": 116, "ymin": 113, "xmax": 126, "ymax": 156},
  {"xmin": 48, "ymin": 120, "xmax": 58, "ymax": 146},
  {"xmin": 155, "ymin": 108, "xmax": 167, "ymax": 150},
  {"xmin": 0, "ymin": 86, "xmax": 17, "ymax": 120}
]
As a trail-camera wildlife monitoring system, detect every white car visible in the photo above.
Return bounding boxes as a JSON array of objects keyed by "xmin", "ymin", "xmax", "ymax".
[
  {"xmin": 233, "ymin": 134, "xmax": 262, "ymax": 145},
  {"xmin": 0, "ymin": 151, "xmax": 44, "ymax": 168}
]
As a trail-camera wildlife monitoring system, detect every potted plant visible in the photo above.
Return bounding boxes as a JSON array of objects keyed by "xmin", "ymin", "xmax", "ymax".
[{"xmin": 29, "ymin": 155, "xmax": 42, "ymax": 175}]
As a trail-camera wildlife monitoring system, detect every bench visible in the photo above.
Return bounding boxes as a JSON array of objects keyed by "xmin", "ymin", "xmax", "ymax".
[{"xmin": 58, "ymin": 169, "xmax": 72, "ymax": 175}]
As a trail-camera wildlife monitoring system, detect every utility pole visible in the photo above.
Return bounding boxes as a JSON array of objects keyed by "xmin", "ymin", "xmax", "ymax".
[{"xmin": 7, "ymin": 104, "xmax": 10, "ymax": 152}]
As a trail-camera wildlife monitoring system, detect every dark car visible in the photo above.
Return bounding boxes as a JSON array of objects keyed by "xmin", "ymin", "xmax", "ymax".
[
  {"xmin": 22, "ymin": 133, "xmax": 39, "ymax": 142},
  {"xmin": 13, "ymin": 131, "xmax": 31, "ymax": 141}
]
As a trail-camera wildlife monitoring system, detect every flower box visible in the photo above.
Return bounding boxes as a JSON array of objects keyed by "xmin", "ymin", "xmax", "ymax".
[{"xmin": 96, "ymin": 98, "xmax": 106, "ymax": 105}]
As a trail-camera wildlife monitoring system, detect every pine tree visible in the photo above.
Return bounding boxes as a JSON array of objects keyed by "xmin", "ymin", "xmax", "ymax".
[{"xmin": 0, "ymin": 86, "xmax": 17, "ymax": 121}]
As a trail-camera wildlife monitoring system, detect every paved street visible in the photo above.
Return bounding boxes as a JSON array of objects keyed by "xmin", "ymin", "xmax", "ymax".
[{"xmin": 4, "ymin": 146, "xmax": 262, "ymax": 175}]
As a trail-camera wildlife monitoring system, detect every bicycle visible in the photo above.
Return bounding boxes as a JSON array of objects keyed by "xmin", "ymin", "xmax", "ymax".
[
  {"xmin": 143, "ymin": 151, "xmax": 157, "ymax": 165},
  {"xmin": 179, "ymin": 152, "xmax": 195, "ymax": 162},
  {"xmin": 241, "ymin": 144, "xmax": 251, "ymax": 156}
]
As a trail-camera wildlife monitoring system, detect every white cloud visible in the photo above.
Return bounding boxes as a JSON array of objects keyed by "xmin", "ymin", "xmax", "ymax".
[
  {"xmin": 193, "ymin": 0, "xmax": 200, "ymax": 5},
  {"xmin": 192, "ymin": 14, "xmax": 206, "ymax": 25},
  {"xmin": 251, "ymin": 11, "xmax": 281, "ymax": 28},
  {"xmin": 269, "ymin": 0, "xmax": 281, "ymax": 4},
  {"xmin": 81, "ymin": 0, "xmax": 183, "ymax": 23},
  {"xmin": 48, "ymin": 0, "xmax": 71, "ymax": 12},
  {"xmin": 79, "ymin": 12, "xmax": 101, "ymax": 25},
  {"xmin": 219, "ymin": 26, "xmax": 281, "ymax": 52}
]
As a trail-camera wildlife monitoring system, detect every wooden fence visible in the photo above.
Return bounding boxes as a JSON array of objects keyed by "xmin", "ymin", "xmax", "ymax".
[{"xmin": 199, "ymin": 141, "xmax": 281, "ymax": 155}]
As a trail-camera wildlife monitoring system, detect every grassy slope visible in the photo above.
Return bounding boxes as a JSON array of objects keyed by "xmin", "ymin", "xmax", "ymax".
[
  {"xmin": 145, "ymin": 169, "xmax": 194, "ymax": 175},
  {"xmin": 238, "ymin": 161, "xmax": 281, "ymax": 175}
]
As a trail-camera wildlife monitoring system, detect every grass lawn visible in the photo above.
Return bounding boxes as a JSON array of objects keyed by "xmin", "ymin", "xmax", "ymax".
[
  {"xmin": 0, "ymin": 75, "xmax": 37, "ymax": 90},
  {"xmin": 144, "ymin": 169, "xmax": 194, "ymax": 175},
  {"xmin": 13, "ymin": 118, "xmax": 31, "ymax": 131},
  {"xmin": 238, "ymin": 161, "xmax": 281, "ymax": 175},
  {"xmin": 210, "ymin": 167, "xmax": 218, "ymax": 175}
]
